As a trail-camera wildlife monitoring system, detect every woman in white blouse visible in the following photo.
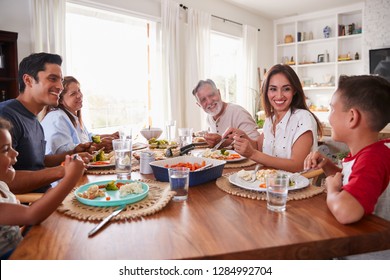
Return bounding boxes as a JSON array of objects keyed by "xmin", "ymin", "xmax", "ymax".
[
  {"xmin": 41, "ymin": 76, "xmax": 118, "ymax": 155},
  {"xmin": 224, "ymin": 64, "xmax": 323, "ymax": 172}
]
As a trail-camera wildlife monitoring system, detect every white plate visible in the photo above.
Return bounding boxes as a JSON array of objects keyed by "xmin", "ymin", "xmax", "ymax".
[
  {"xmin": 228, "ymin": 171, "xmax": 309, "ymax": 192},
  {"xmin": 87, "ymin": 160, "xmax": 115, "ymax": 168},
  {"xmin": 132, "ymin": 142, "xmax": 148, "ymax": 151},
  {"xmin": 192, "ymin": 149, "xmax": 246, "ymax": 162}
]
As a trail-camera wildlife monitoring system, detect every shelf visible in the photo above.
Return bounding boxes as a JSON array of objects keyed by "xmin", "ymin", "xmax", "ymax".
[
  {"xmin": 0, "ymin": 30, "xmax": 18, "ymax": 101},
  {"xmin": 274, "ymin": 3, "xmax": 364, "ymax": 109}
]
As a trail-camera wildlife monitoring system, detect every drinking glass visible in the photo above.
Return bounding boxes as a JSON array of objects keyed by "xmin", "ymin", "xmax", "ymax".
[
  {"xmin": 168, "ymin": 167, "xmax": 190, "ymax": 201},
  {"xmin": 112, "ymin": 139, "xmax": 132, "ymax": 180},
  {"xmin": 266, "ymin": 173, "xmax": 289, "ymax": 212},
  {"xmin": 178, "ymin": 128, "xmax": 193, "ymax": 147},
  {"xmin": 165, "ymin": 120, "xmax": 176, "ymax": 143}
]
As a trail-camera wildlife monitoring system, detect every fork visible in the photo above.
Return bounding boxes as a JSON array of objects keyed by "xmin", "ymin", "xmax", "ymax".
[
  {"xmin": 248, "ymin": 164, "xmax": 261, "ymax": 182},
  {"xmin": 290, "ymin": 168, "xmax": 316, "ymax": 181},
  {"xmin": 210, "ymin": 136, "xmax": 229, "ymax": 151}
]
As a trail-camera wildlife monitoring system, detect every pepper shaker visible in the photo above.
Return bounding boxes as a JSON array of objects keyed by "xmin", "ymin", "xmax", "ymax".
[{"xmin": 140, "ymin": 151, "xmax": 155, "ymax": 174}]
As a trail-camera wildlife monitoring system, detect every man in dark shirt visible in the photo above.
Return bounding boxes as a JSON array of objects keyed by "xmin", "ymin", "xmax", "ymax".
[{"xmin": 0, "ymin": 53, "xmax": 89, "ymax": 193}]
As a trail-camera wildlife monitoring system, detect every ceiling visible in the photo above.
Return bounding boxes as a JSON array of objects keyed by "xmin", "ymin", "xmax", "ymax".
[{"xmin": 221, "ymin": 0, "xmax": 363, "ymax": 19}]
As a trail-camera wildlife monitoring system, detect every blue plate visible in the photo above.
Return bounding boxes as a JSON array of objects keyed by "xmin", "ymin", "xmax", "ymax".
[{"xmin": 75, "ymin": 180, "xmax": 149, "ymax": 207}]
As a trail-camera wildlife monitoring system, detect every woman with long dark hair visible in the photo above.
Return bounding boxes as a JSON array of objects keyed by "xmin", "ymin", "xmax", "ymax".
[{"xmin": 224, "ymin": 64, "xmax": 322, "ymax": 172}]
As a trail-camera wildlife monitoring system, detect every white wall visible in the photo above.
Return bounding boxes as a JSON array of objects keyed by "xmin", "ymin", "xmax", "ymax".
[
  {"xmin": 0, "ymin": 0, "xmax": 33, "ymax": 63},
  {"xmin": 0, "ymin": 0, "xmax": 274, "ymax": 70}
]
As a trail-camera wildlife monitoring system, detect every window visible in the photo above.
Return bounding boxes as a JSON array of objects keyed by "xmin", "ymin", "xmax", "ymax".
[
  {"xmin": 210, "ymin": 32, "xmax": 241, "ymax": 103},
  {"xmin": 65, "ymin": 3, "xmax": 162, "ymax": 134}
]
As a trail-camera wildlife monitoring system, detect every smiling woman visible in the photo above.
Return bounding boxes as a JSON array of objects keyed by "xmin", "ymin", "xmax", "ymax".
[{"xmin": 65, "ymin": 3, "xmax": 164, "ymax": 133}]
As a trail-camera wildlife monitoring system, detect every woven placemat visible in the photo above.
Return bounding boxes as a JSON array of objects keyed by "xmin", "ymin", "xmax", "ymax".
[
  {"xmin": 86, "ymin": 159, "xmax": 140, "ymax": 175},
  {"xmin": 216, "ymin": 172, "xmax": 325, "ymax": 200},
  {"xmin": 224, "ymin": 159, "xmax": 256, "ymax": 169},
  {"xmin": 57, "ymin": 179, "xmax": 174, "ymax": 221}
]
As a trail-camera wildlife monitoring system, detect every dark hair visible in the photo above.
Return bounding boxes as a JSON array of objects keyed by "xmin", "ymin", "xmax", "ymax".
[
  {"xmin": 261, "ymin": 64, "xmax": 323, "ymax": 137},
  {"xmin": 337, "ymin": 75, "xmax": 390, "ymax": 131},
  {"xmin": 43, "ymin": 76, "xmax": 83, "ymax": 128},
  {"xmin": 18, "ymin": 52, "xmax": 62, "ymax": 92},
  {"xmin": 192, "ymin": 79, "xmax": 218, "ymax": 96},
  {"xmin": 0, "ymin": 117, "xmax": 12, "ymax": 130}
]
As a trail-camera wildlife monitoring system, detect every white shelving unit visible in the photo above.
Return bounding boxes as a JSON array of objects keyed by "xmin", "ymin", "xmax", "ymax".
[{"xmin": 274, "ymin": 3, "xmax": 364, "ymax": 122}]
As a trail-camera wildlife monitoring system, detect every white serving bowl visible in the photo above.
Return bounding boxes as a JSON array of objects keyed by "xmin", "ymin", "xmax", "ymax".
[{"xmin": 140, "ymin": 128, "xmax": 163, "ymax": 140}]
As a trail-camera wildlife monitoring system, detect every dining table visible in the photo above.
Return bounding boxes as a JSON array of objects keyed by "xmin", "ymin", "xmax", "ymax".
[{"xmin": 9, "ymin": 156, "xmax": 390, "ymax": 260}]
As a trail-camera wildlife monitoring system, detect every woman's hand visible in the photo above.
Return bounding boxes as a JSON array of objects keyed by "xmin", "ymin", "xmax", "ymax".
[
  {"xmin": 232, "ymin": 134, "xmax": 254, "ymax": 158},
  {"xmin": 73, "ymin": 142, "xmax": 91, "ymax": 153},
  {"xmin": 304, "ymin": 151, "xmax": 326, "ymax": 170}
]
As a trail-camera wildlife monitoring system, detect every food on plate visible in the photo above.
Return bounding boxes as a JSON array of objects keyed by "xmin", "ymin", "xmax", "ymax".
[
  {"xmin": 148, "ymin": 138, "xmax": 177, "ymax": 149},
  {"xmin": 193, "ymin": 136, "xmax": 206, "ymax": 143},
  {"xmin": 78, "ymin": 181, "xmax": 144, "ymax": 200},
  {"xmin": 237, "ymin": 168, "xmax": 277, "ymax": 183},
  {"xmin": 201, "ymin": 148, "xmax": 241, "ymax": 160},
  {"xmin": 91, "ymin": 135, "xmax": 101, "ymax": 144},
  {"xmin": 91, "ymin": 151, "xmax": 115, "ymax": 163},
  {"xmin": 133, "ymin": 150, "xmax": 166, "ymax": 161},
  {"xmin": 119, "ymin": 182, "xmax": 144, "ymax": 197},
  {"xmin": 164, "ymin": 161, "xmax": 206, "ymax": 171},
  {"xmin": 237, "ymin": 168, "xmax": 296, "ymax": 188},
  {"xmin": 77, "ymin": 184, "xmax": 106, "ymax": 199}
]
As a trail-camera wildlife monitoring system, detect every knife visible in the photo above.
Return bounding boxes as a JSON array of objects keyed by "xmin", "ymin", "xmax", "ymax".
[{"xmin": 88, "ymin": 204, "xmax": 126, "ymax": 237}]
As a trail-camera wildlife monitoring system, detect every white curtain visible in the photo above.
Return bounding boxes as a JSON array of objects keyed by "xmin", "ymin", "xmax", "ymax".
[
  {"xmin": 185, "ymin": 8, "xmax": 211, "ymax": 131},
  {"xmin": 239, "ymin": 25, "xmax": 258, "ymax": 117},
  {"xmin": 161, "ymin": 0, "xmax": 183, "ymax": 127},
  {"xmin": 31, "ymin": 0, "xmax": 66, "ymax": 58}
]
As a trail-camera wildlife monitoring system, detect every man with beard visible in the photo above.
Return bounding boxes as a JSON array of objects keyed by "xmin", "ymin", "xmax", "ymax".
[
  {"xmin": 192, "ymin": 79, "xmax": 260, "ymax": 148},
  {"xmin": 0, "ymin": 53, "xmax": 91, "ymax": 194}
]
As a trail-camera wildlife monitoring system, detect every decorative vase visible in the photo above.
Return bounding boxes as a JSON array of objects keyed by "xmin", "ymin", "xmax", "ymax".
[
  {"xmin": 284, "ymin": 34, "xmax": 293, "ymax": 43},
  {"xmin": 323, "ymin": 26, "xmax": 331, "ymax": 38}
]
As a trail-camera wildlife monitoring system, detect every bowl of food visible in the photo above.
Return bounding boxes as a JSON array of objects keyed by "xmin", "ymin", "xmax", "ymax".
[
  {"xmin": 140, "ymin": 128, "xmax": 163, "ymax": 141},
  {"xmin": 149, "ymin": 155, "xmax": 226, "ymax": 186}
]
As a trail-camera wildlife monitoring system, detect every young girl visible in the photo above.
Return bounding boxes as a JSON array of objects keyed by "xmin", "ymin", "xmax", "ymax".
[{"xmin": 0, "ymin": 117, "xmax": 84, "ymax": 259}]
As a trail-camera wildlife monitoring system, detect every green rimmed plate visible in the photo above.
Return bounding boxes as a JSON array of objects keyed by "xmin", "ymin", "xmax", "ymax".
[{"xmin": 75, "ymin": 179, "xmax": 149, "ymax": 207}]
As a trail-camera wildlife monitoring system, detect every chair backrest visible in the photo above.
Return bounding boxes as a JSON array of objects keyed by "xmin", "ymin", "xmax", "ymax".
[{"xmin": 374, "ymin": 182, "xmax": 390, "ymax": 221}]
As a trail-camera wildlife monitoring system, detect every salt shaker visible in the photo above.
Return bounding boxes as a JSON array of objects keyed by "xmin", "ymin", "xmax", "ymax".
[{"xmin": 140, "ymin": 151, "xmax": 155, "ymax": 174}]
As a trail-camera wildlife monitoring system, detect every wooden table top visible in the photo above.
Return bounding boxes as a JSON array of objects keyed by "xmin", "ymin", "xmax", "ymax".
[{"xmin": 10, "ymin": 168, "xmax": 390, "ymax": 260}]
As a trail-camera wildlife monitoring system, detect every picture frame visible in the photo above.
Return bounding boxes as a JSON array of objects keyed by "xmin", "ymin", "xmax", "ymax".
[{"xmin": 317, "ymin": 54, "xmax": 325, "ymax": 63}]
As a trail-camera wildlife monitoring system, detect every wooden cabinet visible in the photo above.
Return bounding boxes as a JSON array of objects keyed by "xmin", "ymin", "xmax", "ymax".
[
  {"xmin": 274, "ymin": 3, "xmax": 364, "ymax": 122},
  {"xmin": 0, "ymin": 30, "xmax": 18, "ymax": 101}
]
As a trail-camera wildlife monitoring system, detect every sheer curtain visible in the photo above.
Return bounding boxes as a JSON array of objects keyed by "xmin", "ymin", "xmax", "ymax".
[
  {"xmin": 31, "ymin": 0, "xmax": 66, "ymax": 57},
  {"xmin": 238, "ymin": 24, "xmax": 258, "ymax": 117},
  {"xmin": 185, "ymin": 8, "xmax": 211, "ymax": 131},
  {"xmin": 161, "ymin": 0, "xmax": 183, "ymax": 127}
]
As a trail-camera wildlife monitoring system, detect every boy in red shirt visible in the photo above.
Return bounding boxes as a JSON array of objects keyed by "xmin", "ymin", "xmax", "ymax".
[{"xmin": 305, "ymin": 75, "xmax": 390, "ymax": 225}]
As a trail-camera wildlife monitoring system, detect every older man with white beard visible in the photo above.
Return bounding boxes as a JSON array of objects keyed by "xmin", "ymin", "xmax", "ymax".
[{"xmin": 192, "ymin": 79, "xmax": 260, "ymax": 148}]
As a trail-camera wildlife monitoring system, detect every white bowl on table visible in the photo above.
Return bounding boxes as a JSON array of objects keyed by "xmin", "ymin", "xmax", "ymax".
[{"xmin": 140, "ymin": 128, "xmax": 163, "ymax": 140}]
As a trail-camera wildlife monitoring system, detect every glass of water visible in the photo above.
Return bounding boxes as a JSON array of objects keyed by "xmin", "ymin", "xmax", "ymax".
[
  {"xmin": 168, "ymin": 167, "xmax": 190, "ymax": 201},
  {"xmin": 266, "ymin": 173, "xmax": 289, "ymax": 212},
  {"xmin": 165, "ymin": 120, "xmax": 176, "ymax": 143},
  {"xmin": 178, "ymin": 128, "xmax": 193, "ymax": 147},
  {"xmin": 112, "ymin": 139, "xmax": 132, "ymax": 180}
]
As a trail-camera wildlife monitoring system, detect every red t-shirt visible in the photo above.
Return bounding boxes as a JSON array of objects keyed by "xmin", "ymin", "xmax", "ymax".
[{"xmin": 341, "ymin": 139, "xmax": 390, "ymax": 214}]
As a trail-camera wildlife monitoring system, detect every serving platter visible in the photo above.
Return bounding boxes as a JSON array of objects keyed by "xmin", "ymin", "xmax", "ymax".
[{"xmin": 75, "ymin": 180, "xmax": 149, "ymax": 207}]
